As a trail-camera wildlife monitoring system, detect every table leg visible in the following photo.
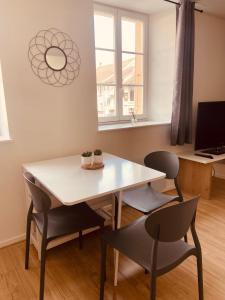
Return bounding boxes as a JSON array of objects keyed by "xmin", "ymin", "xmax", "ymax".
[
  {"xmin": 114, "ymin": 191, "xmax": 123, "ymax": 287},
  {"xmin": 112, "ymin": 194, "xmax": 116, "ymax": 230}
]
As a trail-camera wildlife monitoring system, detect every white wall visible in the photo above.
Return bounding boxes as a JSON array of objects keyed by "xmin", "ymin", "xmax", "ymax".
[
  {"xmin": 0, "ymin": 0, "xmax": 134, "ymax": 246},
  {"xmin": 127, "ymin": 11, "xmax": 225, "ymax": 189},
  {"xmin": 148, "ymin": 9, "xmax": 176, "ymax": 122},
  {"xmin": 194, "ymin": 13, "xmax": 225, "ymax": 177},
  {"xmin": 0, "ymin": 1, "xmax": 225, "ymax": 246},
  {"xmin": 131, "ymin": 11, "xmax": 225, "ymax": 164}
]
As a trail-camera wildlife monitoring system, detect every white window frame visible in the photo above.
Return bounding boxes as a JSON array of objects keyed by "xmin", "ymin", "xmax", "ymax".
[
  {"xmin": 0, "ymin": 62, "xmax": 10, "ymax": 140},
  {"xmin": 94, "ymin": 4, "xmax": 149, "ymax": 124},
  {"xmin": 0, "ymin": 61, "xmax": 10, "ymax": 142}
]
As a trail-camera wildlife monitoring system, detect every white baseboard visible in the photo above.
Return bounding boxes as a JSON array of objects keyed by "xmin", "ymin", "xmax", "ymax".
[{"xmin": 0, "ymin": 233, "xmax": 26, "ymax": 249}]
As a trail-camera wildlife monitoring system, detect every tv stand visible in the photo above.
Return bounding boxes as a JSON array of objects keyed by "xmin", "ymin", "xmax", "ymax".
[
  {"xmin": 202, "ymin": 146, "xmax": 225, "ymax": 155},
  {"xmin": 178, "ymin": 152, "xmax": 225, "ymax": 199}
]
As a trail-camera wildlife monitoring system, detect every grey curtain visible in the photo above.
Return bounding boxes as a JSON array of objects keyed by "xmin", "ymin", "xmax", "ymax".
[{"xmin": 171, "ymin": 0, "xmax": 195, "ymax": 146}]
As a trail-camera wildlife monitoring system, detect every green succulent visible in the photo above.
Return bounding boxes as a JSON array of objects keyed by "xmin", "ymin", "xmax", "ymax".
[
  {"xmin": 82, "ymin": 151, "xmax": 92, "ymax": 157},
  {"xmin": 94, "ymin": 149, "xmax": 102, "ymax": 156}
]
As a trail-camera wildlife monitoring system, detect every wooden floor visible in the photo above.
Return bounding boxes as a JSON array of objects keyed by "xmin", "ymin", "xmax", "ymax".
[{"xmin": 1, "ymin": 178, "xmax": 225, "ymax": 299}]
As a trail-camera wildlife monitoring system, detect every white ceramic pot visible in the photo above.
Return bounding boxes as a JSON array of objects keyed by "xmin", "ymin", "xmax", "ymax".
[
  {"xmin": 94, "ymin": 155, "xmax": 103, "ymax": 164},
  {"xmin": 81, "ymin": 156, "xmax": 92, "ymax": 166}
]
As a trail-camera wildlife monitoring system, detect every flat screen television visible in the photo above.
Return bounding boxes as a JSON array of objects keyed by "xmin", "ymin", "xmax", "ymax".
[{"xmin": 195, "ymin": 101, "xmax": 225, "ymax": 153}]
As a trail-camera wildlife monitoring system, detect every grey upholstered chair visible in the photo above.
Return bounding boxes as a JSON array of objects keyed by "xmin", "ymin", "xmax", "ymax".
[
  {"xmin": 100, "ymin": 197, "xmax": 203, "ymax": 300},
  {"xmin": 24, "ymin": 172, "xmax": 105, "ymax": 300},
  {"xmin": 122, "ymin": 151, "xmax": 184, "ymax": 214}
]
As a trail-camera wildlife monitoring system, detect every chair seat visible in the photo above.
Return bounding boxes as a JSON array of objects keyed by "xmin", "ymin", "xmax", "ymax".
[
  {"xmin": 33, "ymin": 203, "xmax": 104, "ymax": 241},
  {"xmin": 102, "ymin": 216, "xmax": 196, "ymax": 276},
  {"xmin": 123, "ymin": 185, "xmax": 180, "ymax": 214}
]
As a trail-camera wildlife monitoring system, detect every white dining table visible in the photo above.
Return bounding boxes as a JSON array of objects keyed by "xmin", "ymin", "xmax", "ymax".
[{"xmin": 23, "ymin": 152, "xmax": 165, "ymax": 286}]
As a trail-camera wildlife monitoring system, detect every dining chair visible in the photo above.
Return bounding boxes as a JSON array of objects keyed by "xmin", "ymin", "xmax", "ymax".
[
  {"xmin": 122, "ymin": 151, "xmax": 184, "ymax": 215},
  {"xmin": 24, "ymin": 172, "xmax": 105, "ymax": 300},
  {"xmin": 100, "ymin": 197, "xmax": 203, "ymax": 300}
]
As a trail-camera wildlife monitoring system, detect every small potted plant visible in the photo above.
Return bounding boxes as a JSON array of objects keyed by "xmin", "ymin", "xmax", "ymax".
[
  {"xmin": 81, "ymin": 151, "xmax": 92, "ymax": 166},
  {"xmin": 94, "ymin": 149, "xmax": 103, "ymax": 164}
]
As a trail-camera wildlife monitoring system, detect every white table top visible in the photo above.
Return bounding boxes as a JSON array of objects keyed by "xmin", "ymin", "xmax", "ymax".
[
  {"xmin": 23, "ymin": 153, "xmax": 165, "ymax": 206},
  {"xmin": 179, "ymin": 152, "xmax": 225, "ymax": 164}
]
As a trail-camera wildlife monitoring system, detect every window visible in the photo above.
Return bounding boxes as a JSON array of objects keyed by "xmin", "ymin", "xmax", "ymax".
[
  {"xmin": 0, "ymin": 62, "xmax": 10, "ymax": 140},
  {"xmin": 94, "ymin": 5, "xmax": 148, "ymax": 123}
]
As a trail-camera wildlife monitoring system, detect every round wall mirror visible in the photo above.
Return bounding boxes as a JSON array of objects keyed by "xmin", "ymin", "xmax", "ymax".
[
  {"xmin": 28, "ymin": 28, "xmax": 81, "ymax": 87},
  {"xmin": 45, "ymin": 46, "xmax": 67, "ymax": 71}
]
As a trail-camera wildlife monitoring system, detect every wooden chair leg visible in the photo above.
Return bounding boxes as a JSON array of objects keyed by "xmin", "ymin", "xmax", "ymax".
[
  {"xmin": 79, "ymin": 231, "xmax": 83, "ymax": 250},
  {"xmin": 150, "ymin": 275, "xmax": 157, "ymax": 300},
  {"xmin": 39, "ymin": 237, "xmax": 47, "ymax": 300},
  {"xmin": 100, "ymin": 240, "xmax": 107, "ymax": 300},
  {"xmin": 197, "ymin": 254, "xmax": 204, "ymax": 300}
]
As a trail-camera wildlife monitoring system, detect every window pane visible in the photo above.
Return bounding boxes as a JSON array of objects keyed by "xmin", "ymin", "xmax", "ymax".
[
  {"xmin": 122, "ymin": 18, "xmax": 143, "ymax": 53},
  {"xmin": 94, "ymin": 12, "xmax": 114, "ymax": 50},
  {"xmin": 122, "ymin": 86, "xmax": 143, "ymax": 116},
  {"xmin": 122, "ymin": 54, "xmax": 143, "ymax": 85},
  {"xmin": 97, "ymin": 85, "xmax": 117, "ymax": 118},
  {"xmin": 96, "ymin": 50, "xmax": 116, "ymax": 84}
]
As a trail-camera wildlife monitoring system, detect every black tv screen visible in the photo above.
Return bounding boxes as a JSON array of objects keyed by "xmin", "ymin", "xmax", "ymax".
[{"xmin": 195, "ymin": 101, "xmax": 225, "ymax": 151}]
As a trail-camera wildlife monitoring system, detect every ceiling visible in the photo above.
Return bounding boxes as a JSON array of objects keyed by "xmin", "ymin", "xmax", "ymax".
[
  {"xmin": 96, "ymin": 0, "xmax": 172, "ymax": 14},
  {"xmin": 200, "ymin": 0, "xmax": 225, "ymax": 18},
  {"xmin": 96, "ymin": 0, "xmax": 225, "ymax": 18}
]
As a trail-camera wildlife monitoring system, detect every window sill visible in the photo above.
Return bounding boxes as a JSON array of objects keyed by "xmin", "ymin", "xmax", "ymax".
[
  {"xmin": 0, "ymin": 136, "xmax": 13, "ymax": 143},
  {"xmin": 98, "ymin": 120, "xmax": 171, "ymax": 132}
]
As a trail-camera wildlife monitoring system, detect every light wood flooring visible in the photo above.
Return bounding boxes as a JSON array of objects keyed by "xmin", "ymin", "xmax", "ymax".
[{"xmin": 1, "ymin": 177, "xmax": 225, "ymax": 299}]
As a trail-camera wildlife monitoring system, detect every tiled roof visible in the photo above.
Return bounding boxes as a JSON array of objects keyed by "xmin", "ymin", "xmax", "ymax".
[{"xmin": 97, "ymin": 58, "xmax": 138, "ymax": 84}]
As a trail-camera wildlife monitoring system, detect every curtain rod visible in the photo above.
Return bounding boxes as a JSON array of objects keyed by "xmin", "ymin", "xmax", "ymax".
[{"xmin": 164, "ymin": 0, "xmax": 203, "ymax": 13}]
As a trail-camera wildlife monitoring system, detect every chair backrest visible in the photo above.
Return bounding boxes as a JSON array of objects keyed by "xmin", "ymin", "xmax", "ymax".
[
  {"xmin": 145, "ymin": 197, "xmax": 198, "ymax": 242},
  {"xmin": 24, "ymin": 172, "xmax": 51, "ymax": 213},
  {"xmin": 144, "ymin": 151, "xmax": 179, "ymax": 179}
]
